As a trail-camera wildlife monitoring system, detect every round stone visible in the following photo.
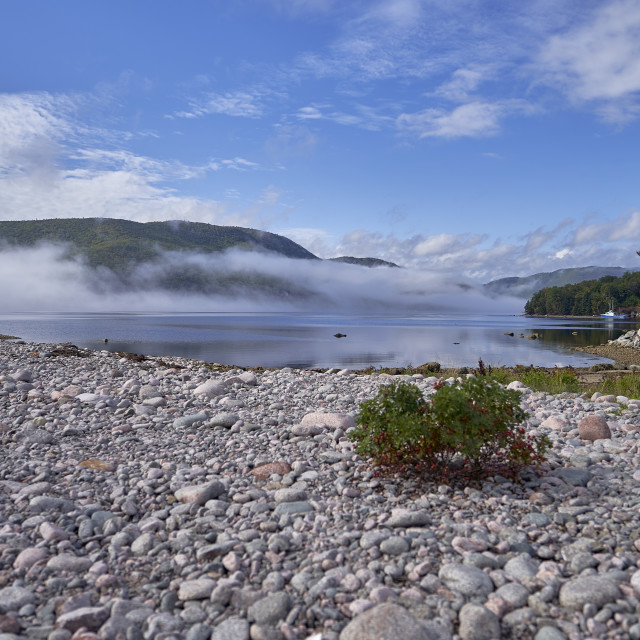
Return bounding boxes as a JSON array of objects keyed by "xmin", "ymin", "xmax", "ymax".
[
  {"xmin": 458, "ymin": 603, "xmax": 501, "ymax": 640},
  {"xmin": 339, "ymin": 603, "xmax": 434, "ymax": 640},
  {"xmin": 178, "ymin": 579, "xmax": 216, "ymax": 601},
  {"xmin": 438, "ymin": 563, "xmax": 494, "ymax": 597},
  {"xmin": 380, "ymin": 536, "xmax": 409, "ymax": 555},
  {"xmin": 558, "ymin": 575, "xmax": 620, "ymax": 611},
  {"xmin": 578, "ymin": 415, "xmax": 611, "ymax": 441}
]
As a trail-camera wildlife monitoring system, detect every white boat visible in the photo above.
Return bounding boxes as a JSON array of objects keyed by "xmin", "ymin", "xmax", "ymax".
[{"xmin": 601, "ymin": 302, "xmax": 627, "ymax": 319}]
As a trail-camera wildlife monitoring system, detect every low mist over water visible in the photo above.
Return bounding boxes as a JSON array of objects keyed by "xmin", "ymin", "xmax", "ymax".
[{"xmin": 0, "ymin": 244, "xmax": 523, "ymax": 314}]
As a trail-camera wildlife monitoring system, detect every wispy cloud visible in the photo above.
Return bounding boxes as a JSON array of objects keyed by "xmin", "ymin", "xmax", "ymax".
[
  {"xmin": 170, "ymin": 1, "xmax": 640, "ymax": 141},
  {"xmin": 397, "ymin": 102, "xmax": 509, "ymax": 139},
  {"xmin": 172, "ymin": 88, "xmax": 272, "ymax": 119},
  {"xmin": 0, "ymin": 92, "xmax": 78, "ymax": 174},
  {"xmin": 295, "ymin": 102, "xmax": 393, "ymax": 130},
  {"xmin": 536, "ymin": 0, "xmax": 640, "ymax": 122},
  {"xmin": 433, "ymin": 66, "xmax": 491, "ymax": 102},
  {"xmin": 574, "ymin": 209, "xmax": 640, "ymax": 244}
]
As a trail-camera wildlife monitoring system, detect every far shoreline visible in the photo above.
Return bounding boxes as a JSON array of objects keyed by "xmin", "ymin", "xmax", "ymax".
[{"xmin": 525, "ymin": 314, "xmax": 640, "ymax": 320}]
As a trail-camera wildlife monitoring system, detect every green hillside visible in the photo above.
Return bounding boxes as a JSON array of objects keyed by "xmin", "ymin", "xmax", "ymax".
[
  {"xmin": 0, "ymin": 218, "xmax": 318, "ymax": 271},
  {"xmin": 524, "ymin": 271, "xmax": 640, "ymax": 315}
]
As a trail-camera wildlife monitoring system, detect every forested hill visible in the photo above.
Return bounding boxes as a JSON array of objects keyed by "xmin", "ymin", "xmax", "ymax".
[
  {"xmin": 0, "ymin": 218, "xmax": 319, "ymax": 271},
  {"xmin": 525, "ymin": 271, "xmax": 640, "ymax": 315}
]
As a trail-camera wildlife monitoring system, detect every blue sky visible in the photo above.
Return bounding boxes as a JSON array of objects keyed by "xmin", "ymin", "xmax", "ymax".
[{"xmin": 2, "ymin": 0, "xmax": 640, "ymax": 283}]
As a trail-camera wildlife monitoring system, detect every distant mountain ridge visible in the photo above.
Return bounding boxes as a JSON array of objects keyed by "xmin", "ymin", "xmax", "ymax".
[
  {"xmin": 0, "ymin": 218, "xmax": 396, "ymax": 301},
  {"xmin": 484, "ymin": 266, "xmax": 640, "ymax": 298},
  {"xmin": 0, "ymin": 218, "xmax": 319, "ymax": 271}
]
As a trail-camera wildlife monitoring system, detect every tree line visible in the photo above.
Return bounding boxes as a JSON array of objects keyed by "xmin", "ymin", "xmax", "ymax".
[{"xmin": 524, "ymin": 271, "xmax": 640, "ymax": 315}]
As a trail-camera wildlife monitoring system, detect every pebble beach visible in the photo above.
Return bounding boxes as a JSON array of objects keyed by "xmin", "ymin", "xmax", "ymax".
[{"xmin": 3, "ymin": 340, "xmax": 640, "ymax": 640}]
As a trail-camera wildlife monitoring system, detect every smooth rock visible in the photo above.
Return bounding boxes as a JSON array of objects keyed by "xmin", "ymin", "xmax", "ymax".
[
  {"xmin": 300, "ymin": 412, "xmax": 355, "ymax": 429},
  {"xmin": 175, "ymin": 482, "xmax": 225, "ymax": 505},
  {"xmin": 209, "ymin": 412, "xmax": 239, "ymax": 428},
  {"xmin": 438, "ymin": 563, "xmax": 494, "ymax": 597},
  {"xmin": 578, "ymin": 415, "xmax": 611, "ymax": 441},
  {"xmin": 247, "ymin": 592, "xmax": 292, "ymax": 626},
  {"xmin": 13, "ymin": 547, "xmax": 47, "ymax": 569},
  {"xmin": 0, "ymin": 586, "xmax": 35, "ymax": 614},
  {"xmin": 178, "ymin": 579, "xmax": 216, "ymax": 601},
  {"xmin": 558, "ymin": 575, "xmax": 620, "ymax": 611},
  {"xmin": 211, "ymin": 617, "xmax": 250, "ymax": 640},
  {"xmin": 387, "ymin": 509, "xmax": 430, "ymax": 528},
  {"xmin": 458, "ymin": 603, "xmax": 501, "ymax": 640},
  {"xmin": 56, "ymin": 606, "xmax": 109, "ymax": 632},
  {"xmin": 339, "ymin": 603, "xmax": 436, "ymax": 640},
  {"xmin": 194, "ymin": 381, "xmax": 226, "ymax": 398},
  {"xmin": 46, "ymin": 554, "xmax": 92, "ymax": 572}
]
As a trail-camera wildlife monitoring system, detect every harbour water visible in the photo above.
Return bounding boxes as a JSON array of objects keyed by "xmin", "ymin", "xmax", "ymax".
[{"xmin": 0, "ymin": 312, "xmax": 635, "ymax": 370}]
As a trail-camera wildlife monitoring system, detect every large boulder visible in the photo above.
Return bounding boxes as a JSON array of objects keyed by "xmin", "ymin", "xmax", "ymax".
[{"xmin": 578, "ymin": 415, "xmax": 611, "ymax": 441}]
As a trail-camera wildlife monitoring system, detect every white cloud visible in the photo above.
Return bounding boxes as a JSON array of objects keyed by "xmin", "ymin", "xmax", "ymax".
[
  {"xmin": 0, "ymin": 91, "xmax": 271, "ymax": 229},
  {"xmin": 574, "ymin": 209, "xmax": 640, "ymax": 244},
  {"xmin": 434, "ymin": 67, "xmax": 489, "ymax": 102},
  {"xmin": 0, "ymin": 93, "xmax": 77, "ymax": 174},
  {"xmin": 297, "ymin": 105, "xmax": 324, "ymax": 119},
  {"xmin": 281, "ymin": 210, "xmax": 640, "ymax": 284},
  {"xmin": 537, "ymin": 0, "xmax": 640, "ymax": 117},
  {"xmin": 397, "ymin": 102, "xmax": 506, "ymax": 139}
]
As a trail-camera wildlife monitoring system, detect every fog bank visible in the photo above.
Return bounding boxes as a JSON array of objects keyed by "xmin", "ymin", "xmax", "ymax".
[{"xmin": 0, "ymin": 244, "xmax": 523, "ymax": 314}]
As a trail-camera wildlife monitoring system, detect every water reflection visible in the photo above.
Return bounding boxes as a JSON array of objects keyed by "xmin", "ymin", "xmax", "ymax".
[{"xmin": 0, "ymin": 312, "xmax": 635, "ymax": 369}]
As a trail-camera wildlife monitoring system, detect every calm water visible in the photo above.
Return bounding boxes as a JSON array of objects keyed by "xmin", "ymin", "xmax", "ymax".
[{"xmin": 0, "ymin": 312, "xmax": 636, "ymax": 370}]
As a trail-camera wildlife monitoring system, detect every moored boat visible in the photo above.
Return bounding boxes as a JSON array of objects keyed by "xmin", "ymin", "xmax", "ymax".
[{"xmin": 601, "ymin": 302, "xmax": 628, "ymax": 319}]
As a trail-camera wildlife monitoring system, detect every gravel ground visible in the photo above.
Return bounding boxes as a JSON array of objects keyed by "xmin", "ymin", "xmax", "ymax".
[
  {"xmin": 574, "ymin": 344, "xmax": 640, "ymax": 367},
  {"xmin": 2, "ymin": 340, "xmax": 640, "ymax": 640}
]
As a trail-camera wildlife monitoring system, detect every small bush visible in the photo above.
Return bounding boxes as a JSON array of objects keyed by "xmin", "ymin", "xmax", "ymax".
[
  {"xmin": 520, "ymin": 368, "xmax": 580, "ymax": 394},
  {"xmin": 350, "ymin": 377, "xmax": 550, "ymax": 485}
]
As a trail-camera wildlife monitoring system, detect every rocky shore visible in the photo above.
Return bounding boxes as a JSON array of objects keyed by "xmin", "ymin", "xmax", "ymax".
[
  {"xmin": 575, "ymin": 328, "xmax": 640, "ymax": 366},
  {"xmin": 2, "ymin": 341, "xmax": 640, "ymax": 640}
]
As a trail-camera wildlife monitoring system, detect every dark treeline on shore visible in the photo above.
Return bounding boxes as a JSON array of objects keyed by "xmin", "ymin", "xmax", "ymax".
[{"xmin": 525, "ymin": 271, "xmax": 640, "ymax": 316}]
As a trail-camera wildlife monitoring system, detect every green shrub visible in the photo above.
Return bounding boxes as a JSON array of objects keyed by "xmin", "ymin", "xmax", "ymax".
[
  {"xmin": 520, "ymin": 368, "xmax": 580, "ymax": 394},
  {"xmin": 350, "ymin": 377, "xmax": 550, "ymax": 485}
]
